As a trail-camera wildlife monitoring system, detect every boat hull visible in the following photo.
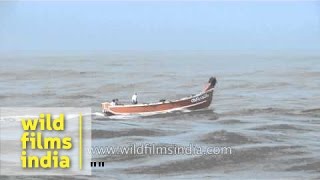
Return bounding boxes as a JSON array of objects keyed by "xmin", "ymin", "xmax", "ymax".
[{"xmin": 102, "ymin": 89, "xmax": 214, "ymax": 116}]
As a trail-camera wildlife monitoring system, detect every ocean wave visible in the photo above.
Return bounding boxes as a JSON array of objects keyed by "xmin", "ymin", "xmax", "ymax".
[
  {"xmin": 92, "ymin": 128, "xmax": 166, "ymax": 139},
  {"xmin": 219, "ymin": 108, "xmax": 297, "ymax": 117},
  {"xmin": 250, "ymin": 124, "xmax": 310, "ymax": 132},
  {"xmin": 125, "ymin": 145, "xmax": 306, "ymax": 174},
  {"xmin": 199, "ymin": 130, "xmax": 258, "ymax": 145}
]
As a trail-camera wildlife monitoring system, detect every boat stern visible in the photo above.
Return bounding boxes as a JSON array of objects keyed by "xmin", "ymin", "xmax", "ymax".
[{"xmin": 101, "ymin": 102, "xmax": 111, "ymax": 113}]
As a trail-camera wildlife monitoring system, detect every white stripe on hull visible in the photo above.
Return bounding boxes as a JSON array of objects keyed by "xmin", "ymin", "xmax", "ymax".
[{"xmin": 106, "ymin": 100, "xmax": 207, "ymax": 116}]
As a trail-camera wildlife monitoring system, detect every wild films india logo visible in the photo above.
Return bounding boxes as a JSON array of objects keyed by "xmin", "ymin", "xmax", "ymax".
[
  {"xmin": 0, "ymin": 108, "xmax": 91, "ymax": 176},
  {"xmin": 20, "ymin": 114, "xmax": 72, "ymax": 169}
]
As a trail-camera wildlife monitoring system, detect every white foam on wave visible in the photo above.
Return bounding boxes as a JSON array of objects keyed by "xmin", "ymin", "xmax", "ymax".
[
  {"xmin": 0, "ymin": 115, "xmax": 38, "ymax": 121},
  {"xmin": 91, "ymin": 112, "xmax": 105, "ymax": 117},
  {"xmin": 109, "ymin": 114, "xmax": 141, "ymax": 120}
]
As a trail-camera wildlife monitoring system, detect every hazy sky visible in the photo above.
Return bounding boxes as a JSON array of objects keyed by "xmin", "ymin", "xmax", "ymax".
[{"xmin": 0, "ymin": 1, "xmax": 319, "ymax": 54}]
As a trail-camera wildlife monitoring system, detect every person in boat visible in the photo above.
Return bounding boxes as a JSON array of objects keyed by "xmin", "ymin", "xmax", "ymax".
[
  {"xmin": 203, "ymin": 77, "xmax": 217, "ymax": 92},
  {"xmin": 132, "ymin": 93, "xmax": 138, "ymax": 104},
  {"xmin": 110, "ymin": 99, "xmax": 116, "ymax": 106}
]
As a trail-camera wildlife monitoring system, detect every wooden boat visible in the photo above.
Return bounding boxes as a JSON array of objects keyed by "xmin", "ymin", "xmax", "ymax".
[{"xmin": 102, "ymin": 77, "xmax": 216, "ymax": 116}]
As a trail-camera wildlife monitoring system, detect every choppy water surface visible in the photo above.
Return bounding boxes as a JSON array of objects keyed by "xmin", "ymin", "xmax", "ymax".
[{"xmin": 1, "ymin": 52, "xmax": 320, "ymax": 179}]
